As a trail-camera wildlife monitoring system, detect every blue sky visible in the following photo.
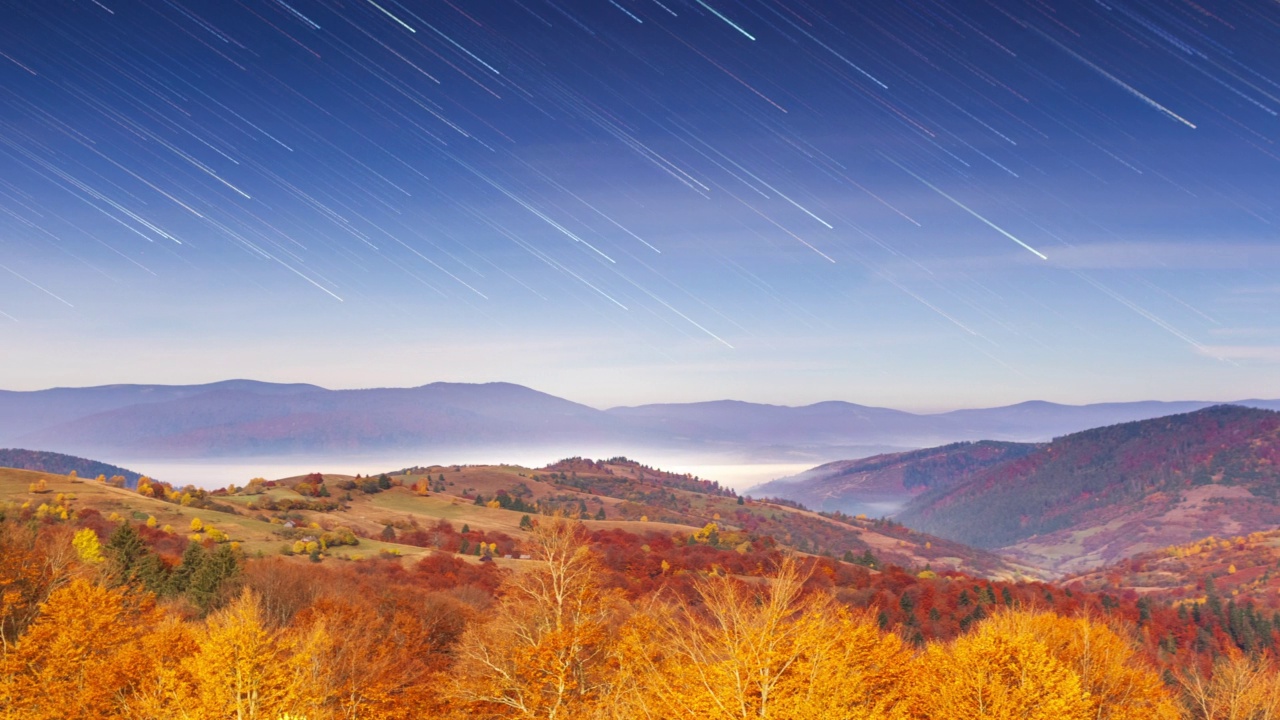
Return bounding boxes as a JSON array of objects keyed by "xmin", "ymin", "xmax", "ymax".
[{"xmin": 1, "ymin": 0, "xmax": 1278, "ymax": 409}]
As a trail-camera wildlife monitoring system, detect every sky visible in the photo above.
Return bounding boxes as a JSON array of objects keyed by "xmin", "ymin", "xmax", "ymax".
[{"xmin": 1, "ymin": 0, "xmax": 1278, "ymax": 410}]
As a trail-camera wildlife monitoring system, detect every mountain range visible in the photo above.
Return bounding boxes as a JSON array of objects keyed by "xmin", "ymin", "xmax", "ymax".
[{"xmin": 2, "ymin": 379, "xmax": 1279, "ymax": 463}]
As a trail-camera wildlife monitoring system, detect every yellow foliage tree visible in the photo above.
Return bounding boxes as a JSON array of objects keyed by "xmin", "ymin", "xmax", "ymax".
[
  {"xmin": 190, "ymin": 517, "xmax": 204, "ymax": 533},
  {"xmin": 618, "ymin": 558, "xmax": 911, "ymax": 720},
  {"xmin": 907, "ymin": 615, "xmax": 1092, "ymax": 720},
  {"xmin": 174, "ymin": 588, "xmax": 329, "ymax": 720},
  {"xmin": 72, "ymin": 528, "xmax": 104, "ymax": 565},
  {"xmin": 977, "ymin": 610, "xmax": 1179, "ymax": 720}
]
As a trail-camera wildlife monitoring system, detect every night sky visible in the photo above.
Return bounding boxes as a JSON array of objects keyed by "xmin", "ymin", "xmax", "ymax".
[{"xmin": 2, "ymin": 0, "xmax": 1278, "ymax": 409}]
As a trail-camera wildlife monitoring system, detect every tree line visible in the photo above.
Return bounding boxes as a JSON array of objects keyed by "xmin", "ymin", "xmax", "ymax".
[{"xmin": 3, "ymin": 513, "xmax": 1280, "ymax": 719}]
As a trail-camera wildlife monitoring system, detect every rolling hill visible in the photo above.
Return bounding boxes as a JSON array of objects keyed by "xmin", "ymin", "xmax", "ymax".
[
  {"xmin": 896, "ymin": 405, "xmax": 1280, "ymax": 574},
  {"xmin": 0, "ymin": 448, "xmax": 146, "ymax": 486},
  {"xmin": 3, "ymin": 379, "xmax": 1279, "ymax": 461},
  {"xmin": 0, "ymin": 455, "xmax": 1028, "ymax": 580}
]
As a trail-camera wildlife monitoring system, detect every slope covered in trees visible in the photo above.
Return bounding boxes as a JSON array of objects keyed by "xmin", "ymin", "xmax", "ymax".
[
  {"xmin": 4, "ymin": 506, "xmax": 1280, "ymax": 719},
  {"xmin": 749, "ymin": 440, "xmax": 1039, "ymax": 515},
  {"xmin": 0, "ymin": 448, "xmax": 145, "ymax": 486},
  {"xmin": 896, "ymin": 406, "xmax": 1280, "ymax": 574},
  {"xmin": 1068, "ymin": 530, "xmax": 1280, "ymax": 611}
]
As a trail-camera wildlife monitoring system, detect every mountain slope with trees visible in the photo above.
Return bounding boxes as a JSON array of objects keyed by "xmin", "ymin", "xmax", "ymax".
[
  {"xmin": 0, "ymin": 448, "xmax": 146, "ymax": 486},
  {"xmin": 748, "ymin": 440, "xmax": 1040, "ymax": 516},
  {"xmin": 896, "ymin": 406, "xmax": 1280, "ymax": 574}
]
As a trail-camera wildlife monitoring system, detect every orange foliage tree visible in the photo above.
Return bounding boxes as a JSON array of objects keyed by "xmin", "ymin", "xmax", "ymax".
[
  {"xmin": 0, "ymin": 578, "xmax": 162, "ymax": 720},
  {"xmin": 0, "ymin": 523, "xmax": 73, "ymax": 657}
]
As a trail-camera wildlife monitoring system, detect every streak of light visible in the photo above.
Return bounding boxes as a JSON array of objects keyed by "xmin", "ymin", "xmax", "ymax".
[
  {"xmin": 0, "ymin": 50, "xmax": 38, "ymax": 75},
  {"xmin": 0, "ymin": 264, "xmax": 74, "ymax": 307},
  {"xmin": 880, "ymin": 154, "xmax": 1049, "ymax": 260},
  {"xmin": 1073, "ymin": 272, "xmax": 1222, "ymax": 360},
  {"xmin": 1027, "ymin": 22, "xmax": 1197, "ymax": 129},
  {"xmin": 607, "ymin": 267, "xmax": 735, "ymax": 348},
  {"xmin": 608, "ymin": 0, "xmax": 644, "ymax": 24},
  {"xmin": 877, "ymin": 271, "xmax": 980, "ymax": 337},
  {"xmin": 693, "ymin": 0, "xmax": 756, "ymax": 40},
  {"xmin": 671, "ymin": 125, "xmax": 833, "ymax": 228},
  {"xmin": 449, "ymin": 156, "xmax": 619, "ymax": 264},
  {"xmin": 755, "ymin": 1, "xmax": 886, "ymax": 88},
  {"xmin": 364, "ymin": 0, "xmax": 416, "ymax": 33}
]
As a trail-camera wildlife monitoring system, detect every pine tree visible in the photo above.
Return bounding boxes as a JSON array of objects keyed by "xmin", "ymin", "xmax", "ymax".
[
  {"xmin": 136, "ymin": 553, "xmax": 171, "ymax": 596},
  {"xmin": 189, "ymin": 544, "xmax": 240, "ymax": 613},
  {"xmin": 170, "ymin": 541, "xmax": 207, "ymax": 595},
  {"xmin": 105, "ymin": 523, "xmax": 149, "ymax": 585}
]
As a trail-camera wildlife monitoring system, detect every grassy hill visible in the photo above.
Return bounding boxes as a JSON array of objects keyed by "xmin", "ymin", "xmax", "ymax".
[
  {"xmin": 0, "ymin": 455, "xmax": 1027, "ymax": 579},
  {"xmin": 896, "ymin": 405, "xmax": 1280, "ymax": 574}
]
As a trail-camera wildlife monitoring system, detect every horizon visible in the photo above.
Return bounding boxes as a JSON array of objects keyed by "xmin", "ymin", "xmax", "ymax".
[
  {"xmin": 2, "ymin": 375, "xmax": 1277, "ymax": 415},
  {"xmin": 2, "ymin": 1, "xmax": 1278, "ymax": 406}
]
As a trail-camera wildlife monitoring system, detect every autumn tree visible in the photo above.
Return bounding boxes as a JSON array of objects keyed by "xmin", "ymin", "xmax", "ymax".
[
  {"xmin": 298, "ymin": 592, "xmax": 466, "ymax": 719},
  {"xmin": 979, "ymin": 609, "xmax": 1179, "ymax": 720},
  {"xmin": 168, "ymin": 587, "xmax": 330, "ymax": 720},
  {"xmin": 0, "ymin": 523, "xmax": 73, "ymax": 656},
  {"xmin": 1179, "ymin": 651, "xmax": 1280, "ymax": 720},
  {"xmin": 452, "ymin": 515, "xmax": 619, "ymax": 719},
  {"xmin": 617, "ymin": 557, "xmax": 911, "ymax": 720},
  {"xmin": 0, "ymin": 578, "xmax": 162, "ymax": 719},
  {"xmin": 71, "ymin": 528, "xmax": 104, "ymax": 565},
  {"xmin": 906, "ymin": 613, "xmax": 1092, "ymax": 720}
]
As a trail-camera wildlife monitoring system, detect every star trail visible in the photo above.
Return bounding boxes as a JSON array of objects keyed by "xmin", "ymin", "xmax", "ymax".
[{"xmin": 1, "ymin": 0, "xmax": 1278, "ymax": 408}]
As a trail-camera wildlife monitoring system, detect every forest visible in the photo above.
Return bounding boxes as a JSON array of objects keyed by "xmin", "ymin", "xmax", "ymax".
[
  {"xmin": 900, "ymin": 405, "xmax": 1280, "ymax": 548},
  {"xmin": 4, "ymin": 507, "xmax": 1280, "ymax": 720}
]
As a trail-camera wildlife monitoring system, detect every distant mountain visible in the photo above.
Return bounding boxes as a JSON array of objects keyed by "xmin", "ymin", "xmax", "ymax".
[
  {"xmin": 612, "ymin": 397, "xmax": 1280, "ymax": 444},
  {"xmin": 0, "ymin": 448, "xmax": 147, "ymax": 485},
  {"xmin": 747, "ymin": 441, "xmax": 1040, "ymax": 516},
  {"xmin": 896, "ymin": 405, "xmax": 1280, "ymax": 574},
  {"xmin": 0, "ymin": 380, "xmax": 322, "ymax": 442},
  {"xmin": 8, "ymin": 382, "xmax": 635, "ymax": 458},
  {"xmin": 1, "ymin": 379, "xmax": 1278, "ymax": 463},
  {"xmin": 604, "ymin": 400, "xmax": 938, "ymax": 446}
]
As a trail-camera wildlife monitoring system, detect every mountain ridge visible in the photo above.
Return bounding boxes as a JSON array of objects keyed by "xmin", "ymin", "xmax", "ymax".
[{"xmin": 2, "ymin": 379, "xmax": 1278, "ymax": 463}]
